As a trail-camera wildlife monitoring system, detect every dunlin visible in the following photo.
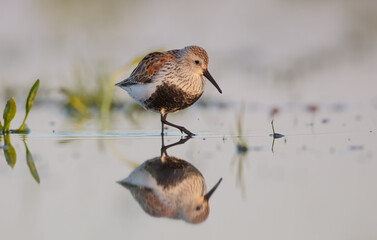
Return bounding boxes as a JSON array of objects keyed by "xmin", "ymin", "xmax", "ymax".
[
  {"xmin": 115, "ymin": 46, "xmax": 222, "ymax": 136},
  {"xmin": 118, "ymin": 136, "xmax": 222, "ymax": 223},
  {"xmin": 118, "ymin": 156, "xmax": 222, "ymax": 224}
]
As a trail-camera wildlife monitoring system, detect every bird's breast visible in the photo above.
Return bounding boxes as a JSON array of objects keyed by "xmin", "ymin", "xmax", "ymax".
[{"xmin": 144, "ymin": 82, "xmax": 203, "ymax": 113}]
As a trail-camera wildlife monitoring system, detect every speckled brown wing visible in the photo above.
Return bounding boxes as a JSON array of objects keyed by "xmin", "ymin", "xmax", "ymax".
[
  {"xmin": 118, "ymin": 51, "xmax": 176, "ymax": 87},
  {"xmin": 124, "ymin": 184, "xmax": 176, "ymax": 219},
  {"xmin": 165, "ymin": 49, "xmax": 179, "ymax": 58},
  {"xmin": 137, "ymin": 187, "xmax": 176, "ymax": 218}
]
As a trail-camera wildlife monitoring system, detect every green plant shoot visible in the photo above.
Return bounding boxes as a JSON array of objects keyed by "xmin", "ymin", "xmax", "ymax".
[
  {"xmin": 3, "ymin": 97, "xmax": 17, "ymax": 132},
  {"xmin": 18, "ymin": 79, "xmax": 40, "ymax": 131}
]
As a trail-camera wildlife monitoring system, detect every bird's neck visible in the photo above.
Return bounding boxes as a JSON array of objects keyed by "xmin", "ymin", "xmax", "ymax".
[{"xmin": 175, "ymin": 70, "xmax": 205, "ymax": 95}]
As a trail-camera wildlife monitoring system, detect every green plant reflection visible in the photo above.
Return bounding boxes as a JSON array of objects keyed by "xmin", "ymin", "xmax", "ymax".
[
  {"xmin": 0, "ymin": 134, "xmax": 40, "ymax": 183},
  {"xmin": 231, "ymin": 103, "xmax": 249, "ymax": 197}
]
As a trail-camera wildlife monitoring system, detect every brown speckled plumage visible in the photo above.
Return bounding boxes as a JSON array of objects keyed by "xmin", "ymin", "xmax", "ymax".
[
  {"xmin": 118, "ymin": 155, "xmax": 221, "ymax": 224},
  {"xmin": 144, "ymin": 82, "xmax": 202, "ymax": 113},
  {"xmin": 115, "ymin": 46, "xmax": 222, "ymax": 136},
  {"xmin": 122, "ymin": 51, "xmax": 176, "ymax": 86}
]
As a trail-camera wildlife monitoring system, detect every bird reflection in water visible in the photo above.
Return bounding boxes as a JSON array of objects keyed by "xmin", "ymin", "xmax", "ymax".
[{"xmin": 118, "ymin": 136, "xmax": 222, "ymax": 224}]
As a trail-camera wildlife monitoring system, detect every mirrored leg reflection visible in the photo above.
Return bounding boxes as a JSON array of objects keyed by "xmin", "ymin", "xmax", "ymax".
[{"xmin": 118, "ymin": 136, "xmax": 222, "ymax": 224}]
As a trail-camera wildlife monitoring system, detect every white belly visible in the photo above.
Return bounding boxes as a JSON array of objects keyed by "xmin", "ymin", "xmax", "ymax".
[{"xmin": 120, "ymin": 82, "xmax": 158, "ymax": 108}]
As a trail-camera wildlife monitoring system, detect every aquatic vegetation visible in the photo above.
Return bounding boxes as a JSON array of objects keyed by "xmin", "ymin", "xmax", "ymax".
[
  {"xmin": 270, "ymin": 120, "xmax": 285, "ymax": 153},
  {"xmin": 23, "ymin": 137, "xmax": 40, "ymax": 183},
  {"xmin": 231, "ymin": 103, "xmax": 248, "ymax": 197},
  {"xmin": 233, "ymin": 103, "xmax": 248, "ymax": 153},
  {"xmin": 3, "ymin": 133, "xmax": 16, "ymax": 168},
  {"xmin": 2, "ymin": 97, "xmax": 16, "ymax": 133},
  {"xmin": 0, "ymin": 134, "xmax": 40, "ymax": 183},
  {"xmin": 231, "ymin": 147, "xmax": 248, "ymax": 198},
  {"xmin": 0, "ymin": 79, "xmax": 39, "ymax": 134},
  {"xmin": 270, "ymin": 120, "xmax": 284, "ymax": 139},
  {"xmin": 61, "ymin": 49, "xmax": 164, "ymax": 130},
  {"xmin": 59, "ymin": 67, "xmax": 122, "ymax": 129},
  {"xmin": 18, "ymin": 80, "xmax": 40, "ymax": 131},
  {"xmin": 60, "ymin": 69, "xmax": 109, "ymax": 119},
  {"xmin": 0, "ymin": 79, "xmax": 40, "ymax": 183}
]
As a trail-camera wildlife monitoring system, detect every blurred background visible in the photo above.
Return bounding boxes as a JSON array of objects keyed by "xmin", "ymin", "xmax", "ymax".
[
  {"xmin": 1, "ymin": 1, "xmax": 377, "ymax": 239},
  {"xmin": 1, "ymin": 0, "xmax": 377, "ymax": 108}
]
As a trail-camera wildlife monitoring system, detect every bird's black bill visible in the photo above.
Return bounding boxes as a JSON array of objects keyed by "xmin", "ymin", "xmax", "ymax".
[
  {"xmin": 203, "ymin": 69, "xmax": 222, "ymax": 94},
  {"xmin": 204, "ymin": 178, "xmax": 223, "ymax": 201}
]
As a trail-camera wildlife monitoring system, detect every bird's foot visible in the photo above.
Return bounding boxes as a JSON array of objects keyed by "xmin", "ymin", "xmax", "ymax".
[{"xmin": 179, "ymin": 127, "xmax": 195, "ymax": 137}]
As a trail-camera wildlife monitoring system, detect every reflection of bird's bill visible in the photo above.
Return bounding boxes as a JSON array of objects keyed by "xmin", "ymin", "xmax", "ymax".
[
  {"xmin": 203, "ymin": 69, "xmax": 222, "ymax": 94},
  {"xmin": 204, "ymin": 178, "xmax": 223, "ymax": 201}
]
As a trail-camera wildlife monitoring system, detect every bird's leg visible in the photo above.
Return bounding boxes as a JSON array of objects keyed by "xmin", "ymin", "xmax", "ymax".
[
  {"xmin": 160, "ymin": 113, "xmax": 194, "ymax": 137},
  {"xmin": 161, "ymin": 113, "xmax": 166, "ymax": 136},
  {"xmin": 161, "ymin": 137, "xmax": 191, "ymax": 155},
  {"xmin": 160, "ymin": 133, "xmax": 191, "ymax": 159},
  {"xmin": 160, "ymin": 133, "xmax": 167, "ymax": 157}
]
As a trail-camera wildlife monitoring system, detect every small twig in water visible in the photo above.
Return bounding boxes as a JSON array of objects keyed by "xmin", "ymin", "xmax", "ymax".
[{"xmin": 270, "ymin": 120, "xmax": 285, "ymax": 153}]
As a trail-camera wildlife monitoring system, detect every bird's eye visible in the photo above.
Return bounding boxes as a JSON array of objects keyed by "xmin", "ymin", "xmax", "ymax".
[
  {"xmin": 196, "ymin": 206, "xmax": 201, "ymax": 211},
  {"xmin": 194, "ymin": 60, "xmax": 200, "ymax": 65}
]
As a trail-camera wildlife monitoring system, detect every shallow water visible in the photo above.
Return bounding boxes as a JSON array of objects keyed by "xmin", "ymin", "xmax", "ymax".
[
  {"xmin": 1, "ymin": 0, "xmax": 377, "ymax": 239},
  {"xmin": 1, "ymin": 103, "xmax": 376, "ymax": 239}
]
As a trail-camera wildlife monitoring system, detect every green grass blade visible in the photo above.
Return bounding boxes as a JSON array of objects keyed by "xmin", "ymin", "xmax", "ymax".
[
  {"xmin": 3, "ymin": 134, "xmax": 17, "ymax": 168},
  {"xmin": 60, "ymin": 88, "xmax": 90, "ymax": 117},
  {"xmin": 24, "ymin": 140, "xmax": 40, "ymax": 183},
  {"xmin": 0, "ymin": 120, "xmax": 3, "ymax": 132},
  {"xmin": 3, "ymin": 97, "xmax": 17, "ymax": 132},
  {"xmin": 18, "ymin": 79, "xmax": 40, "ymax": 131}
]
